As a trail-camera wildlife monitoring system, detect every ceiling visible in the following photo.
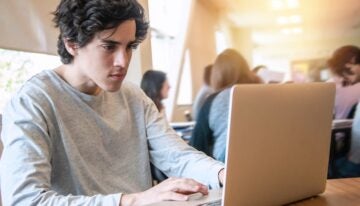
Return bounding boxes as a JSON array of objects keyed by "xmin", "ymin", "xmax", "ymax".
[{"xmin": 206, "ymin": 0, "xmax": 360, "ymax": 46}]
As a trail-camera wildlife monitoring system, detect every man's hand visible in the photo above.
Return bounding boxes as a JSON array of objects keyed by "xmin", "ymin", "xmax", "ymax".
[{"xmin": 120, "ymin": 177, "xmax": 208, "ymax": 206}]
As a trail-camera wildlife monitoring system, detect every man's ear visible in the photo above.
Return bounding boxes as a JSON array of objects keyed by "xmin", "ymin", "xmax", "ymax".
[{"xmin": 63, "ymin": 38, "xmax": 79, "ymax": 56}]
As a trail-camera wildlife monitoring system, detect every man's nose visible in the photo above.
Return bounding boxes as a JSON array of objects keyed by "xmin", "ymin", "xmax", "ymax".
[{"xmin": 113, "ymin": 50, "xmax": 130, "ymax": 68}]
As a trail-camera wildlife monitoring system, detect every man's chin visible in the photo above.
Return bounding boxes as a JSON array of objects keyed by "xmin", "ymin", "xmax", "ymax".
[
  {"xmin": 107, "ymin": 87, "xmax": 122, "ymax": 92},
  {"xmin": 105, "ymin": 83, "xmax": 122, "ymax": 93}
]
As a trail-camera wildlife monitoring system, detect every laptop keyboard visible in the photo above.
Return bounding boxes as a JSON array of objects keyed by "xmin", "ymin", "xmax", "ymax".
[{"xmin": 197, "ymin": 199, "xmax": 222, "ymax": 206}]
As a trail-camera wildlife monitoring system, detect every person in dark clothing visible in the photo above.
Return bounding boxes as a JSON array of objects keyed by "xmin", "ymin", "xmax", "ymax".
[
  {"xmin": 189, "ymin": 49, "xmax": 261, "ymax": 162},
  {"xmin": 189, "ymin": 92, "xmax": 219, "ymax": 157}
]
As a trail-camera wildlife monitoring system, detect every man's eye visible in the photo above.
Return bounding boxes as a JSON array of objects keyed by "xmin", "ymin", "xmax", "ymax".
[
  {"xmin": 127, "ymin": 43, "xmax": 138, "ymax": 50},
  {"xmin": 102, "ymin": 45, "xmax": 116, "ymax": 51}
]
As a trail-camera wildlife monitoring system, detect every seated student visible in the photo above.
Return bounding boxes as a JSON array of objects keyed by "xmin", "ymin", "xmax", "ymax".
[
  {"xmin": 0, "ymin": 1, "xmax": 225, "ymax": 205},
  {"xmin": 140, "ymin": 70, "xmax": 171, "ymax": 181},
  {"xmin": 192, "ymin": 64, "xmax": 214, "ymax": 121},
  {"xmin": 140, "ymin": 70, "xmax": 170, "ymax": 114},
  {"xmin": 189, "ymin": 49, "xmax": 261, "ymax": 162},
  {"xmin": 327, "ymin": 45, "xmax": 360, "ymax": 119},
  {"xmin": 335, "ymin": 45, "xmax": 360, "ymax": 177}
]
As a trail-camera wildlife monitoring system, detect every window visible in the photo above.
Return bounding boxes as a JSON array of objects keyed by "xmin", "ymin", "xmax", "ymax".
[
  {"xmin": 215, "ymin": 30, "xmax": 228, "ymax": 54},
  {"xmin": 0, "ymin": 49, "xmax": 61, "ymax": 112},
  {"xmin": 148, "ymin": 0, "xmax": 192, "ymax": 118},
  {"xmin": 177, "ymin": 49, "xmax": 192, "ymax": 105}
]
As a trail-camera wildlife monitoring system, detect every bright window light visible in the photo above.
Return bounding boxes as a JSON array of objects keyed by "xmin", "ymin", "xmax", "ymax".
[
  {"xmin": 272, "ymin": 0, "xmax": 299, "ymax": 10},
  {"xmin": 215, "ymin": 30, "xmax": 228, "ymax": 54},
  {"xmin": 271, "ymin": 0, "xmax": 284, "ymax": 10},
  {"xmin": 292, "ymin": 27, "xmax": 303, "ymax": 33},
  {"xmin": 148, "ymin": 0, "xmax": 192, "ymax": 118},
  {"xmin": 0, "ymin": 48, "xmax": 61, "ymax": 113},
  {"xmin": 277, "ymin": 16, "xmax": 289, "ymax": 24},
  {"xmin": 290, "ymin": 15, "xmax": 302, "ymax": 23},
  {"xmin": 281, "ymin": 27, "xmax": 303, "ymax": 35},
  {"xmin": 277, "ymin": 15, "xmax": 302, "ymax": 25},
  {"xmin": 177, "ymin": 49, "xmax": 192, "ymax": 105},
  {"xmin": 287, "ymin": 0, "xmax": 299, "ymax": 8},
  {"xmin": 281, "ymin": 28, "xmax": 292, "ymax": 35}
]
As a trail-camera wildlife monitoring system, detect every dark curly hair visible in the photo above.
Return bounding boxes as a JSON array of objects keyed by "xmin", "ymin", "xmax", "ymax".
[
  {"xmin": 140, "ymin": 70, "xmax": 167, "ymax": 111},
  {"xmin": 327, "ymin": 45, "xmax": 360, "ymax": 78},
  {"xmin": 53, "ymin": 0, "xmax": 149, "ymax": 64}
]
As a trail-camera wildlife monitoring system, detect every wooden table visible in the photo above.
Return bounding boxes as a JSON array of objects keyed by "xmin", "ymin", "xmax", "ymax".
[
  {"xmin": 290, "ymin": 178, "xmax": 360, "ymax": 205},
  {"xmin": 147, "ymin": 178, "xmax": 360, "ymax": 206}
]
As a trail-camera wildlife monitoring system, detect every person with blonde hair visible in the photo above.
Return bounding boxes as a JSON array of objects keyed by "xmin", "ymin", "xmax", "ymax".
[
  {"xmin": 190, "ymin": 49, "xmax": 261, "ymax": 162},
  {"xmin": 210, "ymin": 49, "xmax": 261, "ymax": 92}
]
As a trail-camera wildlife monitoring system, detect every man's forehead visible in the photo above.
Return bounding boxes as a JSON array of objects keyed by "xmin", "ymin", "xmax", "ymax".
[{"xmin": 96, "ymin": 22, "xmax": 136, "ymax": 41}]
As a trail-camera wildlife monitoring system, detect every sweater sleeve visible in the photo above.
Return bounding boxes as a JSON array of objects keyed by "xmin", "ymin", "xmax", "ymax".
[
  {"xmin": 143, "ymin": 95, "xmax": 224, "ymax": 189},
  {"xmin": 0, "ymin": 95, "xmax": 121, "ymax": 206}
]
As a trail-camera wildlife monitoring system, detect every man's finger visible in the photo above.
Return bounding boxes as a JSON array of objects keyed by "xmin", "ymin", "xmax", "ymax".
[{"xmin": 161, "ymin": 191, "xmax": 189, "ymax": 201}]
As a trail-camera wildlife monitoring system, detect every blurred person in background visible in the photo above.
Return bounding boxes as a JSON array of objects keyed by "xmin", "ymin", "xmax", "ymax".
[
  {"xmin": 192, "ymin": 64, "xmax": 214, "ymax": 121},
  {"xmin": 335, "ymin": 45, "xmax": 360, "ymax": 177},
  {"xmin": 189, "ymin": 49, "xmax": 262, "ymax": 162},
  {"xmin": 327, "ymin": 45, "xmax": 360, "ymax": 119},
  {"xmin": 141, "ymin": 70, "xmax": 170, "ymax": 114},
  {"xmin": 140, "ymin": 70, "xmax": 171, "ymax": 182}
]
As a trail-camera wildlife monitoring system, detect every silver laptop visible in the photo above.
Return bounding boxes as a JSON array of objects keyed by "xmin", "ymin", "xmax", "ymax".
[{"xmin": 148, "ymin": 83, "xmax": 335, "ymax": 206}]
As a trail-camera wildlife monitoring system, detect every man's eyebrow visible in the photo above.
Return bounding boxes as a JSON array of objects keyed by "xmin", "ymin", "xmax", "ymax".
[
  {"xmin": 101, "ymin": 39, "xmax": 120, "ymax": 45},
  {"xmin": 124, "ymin": 39, "xmax": 138, "ymax": 46},
  {"xmin": 100, "ymin": 39, "xmax": 137, "ymax": 45}
]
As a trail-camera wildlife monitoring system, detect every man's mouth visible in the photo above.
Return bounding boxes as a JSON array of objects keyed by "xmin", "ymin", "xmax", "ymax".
[{"xmin": 109, "ymin": 73, "xmax": 125, "ymax": 80}]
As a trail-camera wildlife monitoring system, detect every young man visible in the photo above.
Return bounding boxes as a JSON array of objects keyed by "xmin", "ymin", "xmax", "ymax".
[{"xmin": 0, "ymin": 0, "xmax": 224, "ymax": 205}]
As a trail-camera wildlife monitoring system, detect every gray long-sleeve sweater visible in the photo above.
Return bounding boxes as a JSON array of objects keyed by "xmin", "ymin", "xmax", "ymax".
[{"xmin": 0, "ymin": 70, "xmax": 224, "ymax": 206}]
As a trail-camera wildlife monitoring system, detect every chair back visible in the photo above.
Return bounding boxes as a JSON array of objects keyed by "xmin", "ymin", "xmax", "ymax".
[{"xmin": 347, "ymin": 104, "xmax": 358, "ymax": 119}]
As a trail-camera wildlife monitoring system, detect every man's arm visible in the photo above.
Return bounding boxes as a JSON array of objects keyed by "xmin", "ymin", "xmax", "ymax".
[
  {"xmin": 120, "ymin": 169, "xmax": 225, "ymax": 206},
  {"xmin": 0, "ymin": 97, "xmax": 121, "ymax": 205},
  {"xmin": 142, "ymin": 92, "xmax": 225, "ymax": 189}
]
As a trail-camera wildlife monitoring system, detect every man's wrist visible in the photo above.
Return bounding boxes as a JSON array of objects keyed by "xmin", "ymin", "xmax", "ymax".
[{"xmin": 120, "ymin": 193, "xmax": 140, "ymax": 206}]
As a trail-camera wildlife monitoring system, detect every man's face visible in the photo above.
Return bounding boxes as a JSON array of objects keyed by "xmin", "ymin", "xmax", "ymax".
[
  {"xmin": 345, "ymin": 58, "xmax": 360, "ymax": 84},
  {"xmin": 72, "ymin": 20, "xmax": 137, "ymax": 95}
]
